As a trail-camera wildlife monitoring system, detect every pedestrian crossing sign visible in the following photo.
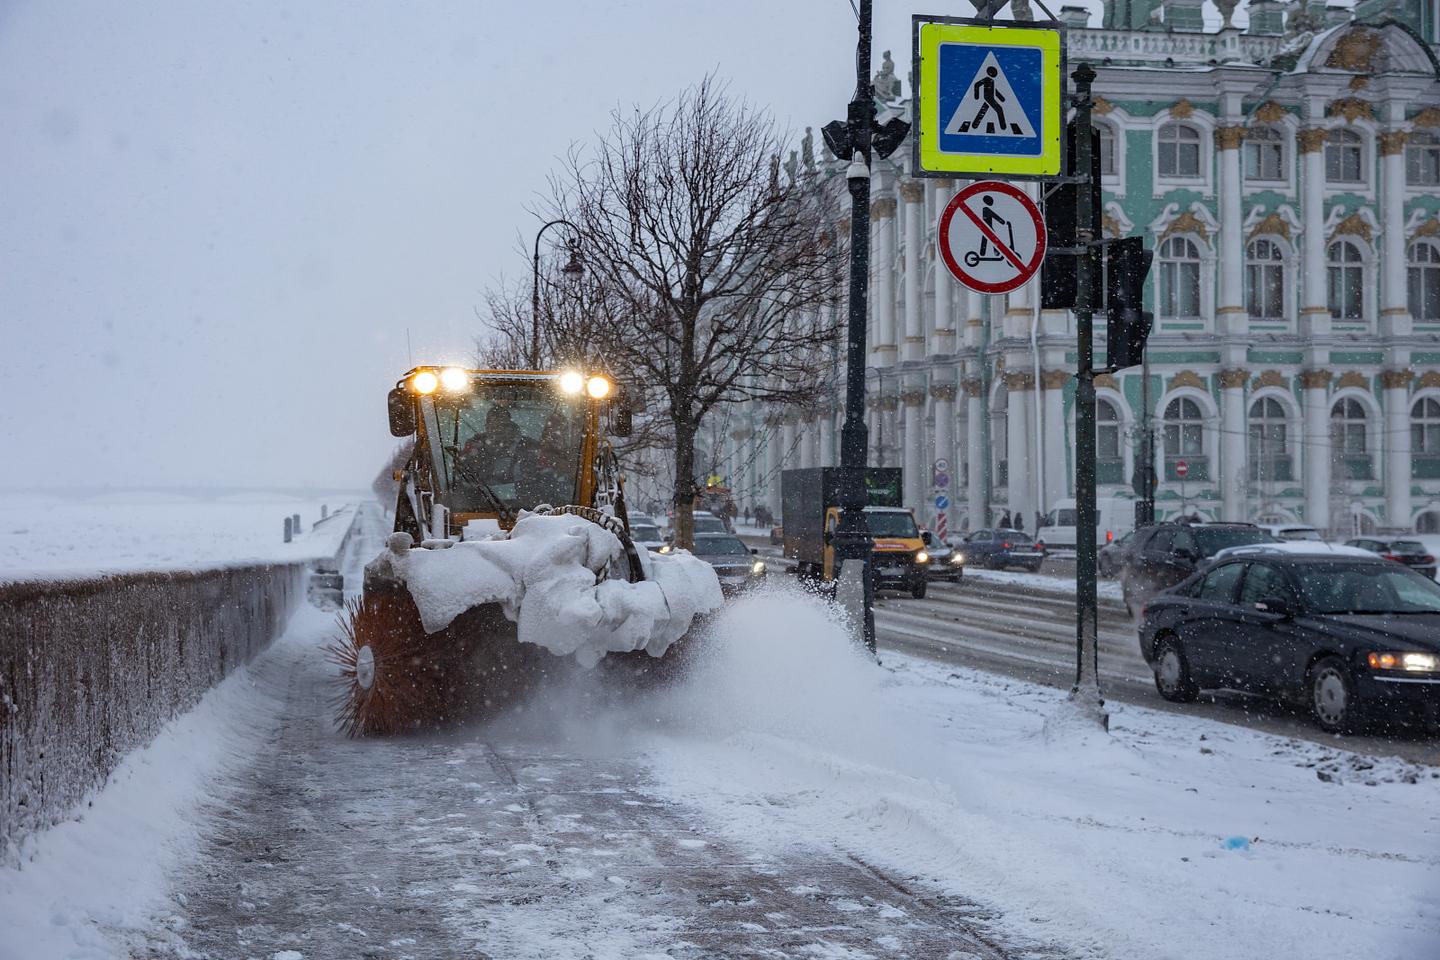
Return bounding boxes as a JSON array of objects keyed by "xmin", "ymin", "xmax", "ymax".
[{"xmin": 913, "ymin": 18, "xmax": 1064, "ymax": 179}]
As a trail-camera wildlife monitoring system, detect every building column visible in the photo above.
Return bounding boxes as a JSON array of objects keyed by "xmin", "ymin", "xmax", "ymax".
[
  {"xmin": 796, "ymin": 415, "xmax": 814, "ymax": 470},
  {"xmin": 1298, "ymin": 128, "xmax": 1331, "ymax": 339},
  {"xmin": 930, "ymin": 180, "xmax": 958, "ymax": 358},
  {"xmin": 900, "ymin": 179, "xmax": 926, "ymax": 363},
  {"xmin": 1216, "ymin": 125, "xmax": 1247, "ymax": 336},
  {"xmin": 1218, "ymin": 368, "xmax": 1250, "ymax": 521},
  {"xmin": 930, "ymin": 382, "xmax": 957, "ymax": 530},
  {"xmin": 872, "ymin": 196, "xmax": 898, "ymax": 367},
  {"xmin": 780, "ymin": 412, "xmax": 798, "ymax": 475},
  {"xmin": 1301, "ymin": 370, "xmax": 1332, "ymax": 534},
  {"xmin": 765, "ymin": 413, "xmax": 783, "ymax": 518},
  {"xmin": 963, "ymin": 376, "xmax": 985, "ymax": 529},
  {"xmin": 1384, "ymin": 370, "xmax": 1414, "ymax": 531},
  {"xmin": 901, "ymin": 388, "xmax": 927, "ymax": 513},
  {"xmin": 1041, "ymin": 370, "xmax": 1070, "ymax": 509},
  {"xmin": 1380, "ymin": 131, "xmax": 1414, "ymax": 339},
  {"xmin": 1005, "ymin": 371, "xmax": 1034, "ymax": 527}
]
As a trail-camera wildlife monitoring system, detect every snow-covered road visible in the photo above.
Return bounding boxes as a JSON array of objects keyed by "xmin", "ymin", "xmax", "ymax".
[{"xmin": 5, "ymin": 563, "xmax": 1439, "ymax": 958}]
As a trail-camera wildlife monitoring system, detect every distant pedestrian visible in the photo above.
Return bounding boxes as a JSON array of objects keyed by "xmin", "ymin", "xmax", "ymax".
[
  {"xmin": 1013, "ymin": 513, "xmax": 1024, "ymax": 532},
  {"xmin": 1000, "ymin": 509, "xmax": 1012, "ymax": 529}
]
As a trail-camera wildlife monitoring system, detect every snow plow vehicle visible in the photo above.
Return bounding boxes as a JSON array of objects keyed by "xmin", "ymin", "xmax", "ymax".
[{"xmin": 331, "ymin": 366, "xmax": 722, "ymax": 736}]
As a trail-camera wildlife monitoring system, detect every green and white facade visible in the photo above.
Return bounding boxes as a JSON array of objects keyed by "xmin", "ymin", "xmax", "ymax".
[{"xmin": 729, "ymin": 1, "xmax": 1440, "ymax": 537}]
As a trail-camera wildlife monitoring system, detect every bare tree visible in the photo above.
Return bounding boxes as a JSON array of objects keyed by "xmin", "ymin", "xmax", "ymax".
[{"xmin": 550, "ymin": 76, "xmax": 843, "ymax": 547}]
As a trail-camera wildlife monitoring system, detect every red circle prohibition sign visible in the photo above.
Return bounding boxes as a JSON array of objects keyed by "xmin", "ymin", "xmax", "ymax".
[{"xmin": 937, "ymin": 180, "xmax": 1047, "ymax": 295}]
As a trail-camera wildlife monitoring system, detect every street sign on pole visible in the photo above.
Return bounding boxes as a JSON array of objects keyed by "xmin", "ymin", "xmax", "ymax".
[
  {"xmin": 911, "ymin": 17, "xmax": 1065, "ymax": 179},
  {"xmin": 933, "ymin": 457, "xmax": 950, "ymax": 474},
  {"xmin": 934, "ymin": 472, "xmax": 950, "ymax": 489},
  {"xmin": 935, "ymin": 494, "xmax": 950, "ymax": 511},
  {"xmin": 1175, "ymin": 459, "xmax": 1189, "ymax": 479},
  {"xmin": 938, "ymin": 180, "xmax": 1047, "ymax": 295}
]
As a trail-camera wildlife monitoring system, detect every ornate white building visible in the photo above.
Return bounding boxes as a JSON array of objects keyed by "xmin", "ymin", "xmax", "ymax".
[{"xmin": 725, "ymin": 1, "xmax": 1440, "ymax": 537}]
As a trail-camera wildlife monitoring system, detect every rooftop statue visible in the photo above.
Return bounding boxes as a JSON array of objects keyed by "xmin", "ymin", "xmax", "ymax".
[{"xmin": 873, "ymin": 50, "xmax": 902, "ymax": 103}]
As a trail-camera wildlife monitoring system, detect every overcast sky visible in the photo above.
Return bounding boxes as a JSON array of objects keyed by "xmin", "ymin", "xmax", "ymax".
[{"xmin": 5, "ymin": 0, "xmax": 1244, "ymax": 491}]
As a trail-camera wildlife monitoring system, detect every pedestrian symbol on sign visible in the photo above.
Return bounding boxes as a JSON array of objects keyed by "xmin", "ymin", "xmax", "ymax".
[{"xmin": 945, "ymin": 52, "xmax": 1036, "ymax": 139}]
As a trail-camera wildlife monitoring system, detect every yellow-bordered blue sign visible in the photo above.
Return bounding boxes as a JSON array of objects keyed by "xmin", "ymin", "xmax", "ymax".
[{"xmin": 912, "ymin": 17, "xmax": 1064, "ymax": 179}]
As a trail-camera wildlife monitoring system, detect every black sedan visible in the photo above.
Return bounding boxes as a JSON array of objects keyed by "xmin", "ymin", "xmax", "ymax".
[
  {"xmin": 920, "ymin": 531, "xmax": 964, "ymax": 582},
  {"xmin": 957, "ymin": 528, "xmax": 1044, "ymax": 572},
  {"xmin": 1345, "ymin": 537, "xmax": 1438, "ymax": 580},
  {"xmin": 686, "ymin": 533, "xmax": 767, "ymax": 595},
  {"xmin": 1139, "ymin": 555, "xmax": 1440, "ymax": 733}
]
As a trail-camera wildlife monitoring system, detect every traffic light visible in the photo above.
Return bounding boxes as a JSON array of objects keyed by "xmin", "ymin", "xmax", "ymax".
[
  {"xmin": 1040, "ymin": 121, "xmax": 1101, "ymax": 310},
  {"xmin": 1105, "ymin": 236, "xmax": 1153, "ymax": 371}
]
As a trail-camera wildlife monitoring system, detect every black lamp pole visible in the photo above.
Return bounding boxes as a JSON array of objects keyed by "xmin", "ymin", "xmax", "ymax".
[
  {"xmin": 834, "ymin": 0, "xmax": 878, "ymax": 651},
  {"xmin": 531, "ymin": 218, "xmax": 583, "ymax": 369}
]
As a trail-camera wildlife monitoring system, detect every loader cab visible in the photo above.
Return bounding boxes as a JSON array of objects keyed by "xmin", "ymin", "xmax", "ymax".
[{"xmin": 388, "ymin": 367, "xmax": 622, "ymax": 538}]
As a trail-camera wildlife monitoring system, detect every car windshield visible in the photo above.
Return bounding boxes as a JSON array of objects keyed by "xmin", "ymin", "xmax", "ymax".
[
  {"xmin": 429, "ymin": 380, "xmax": 587, "ymax": 513},
  {"xmin": 1390, "ymin": 540, "xmax": 1428, "ymax": 555},
  {"xmin": 692, "ymin": 536, "xmax": 749, "ymax": 556},
  {"xmin": 631, "ymin": 524, "xmax": 662, "ymax": 542},
  {"xmin": 1295, "ymin": 564, "xmax": 1440, "ymax": 614},
  {"xmin": 865, "ymin": 511, "xmax": 919, "ymax": 538},
  {"xmin": 1193, "ymin": 527, "xmax": 1272, "ymax": 555},
  {"xmin": 997, "ymin": 530, "xmax": 1034, "ymax": 545},
  {"xmin": 693, "ymin": 516, "xmax": 727, "ymax": 533}
]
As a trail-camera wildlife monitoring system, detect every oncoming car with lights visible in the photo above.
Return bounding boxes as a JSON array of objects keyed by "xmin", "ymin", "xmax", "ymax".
[
  {"xmin": 1138, "ymin": 554, "xmax": 1440, "ymax": 733},
  {"xmin": 685, "ymin": 533, "xmax": 767, "ymax": 595}
]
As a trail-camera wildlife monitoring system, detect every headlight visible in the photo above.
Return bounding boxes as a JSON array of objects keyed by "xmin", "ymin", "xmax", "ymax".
[
  {"xmin": 558, "ymin": 371, "xmax": 585, "ymax": 395},
  {"xmin": 950, "ymin": 553, "xmax": 963, "ymax": 565},
  {"xmin": 439, "ymin": 367, "xmax": 469, "ymax": 393},
  {"xmin": 410, "ymin": 370, "xmax": 439, "ymax": 394},
  {"xmin": 1368, "ymin": 651, "xmax": 1440, "ymax": 672},
  {"xmin": 657, "ymin": 543, "xmax": 673, "ymax": 554},
  {"xmin": 751, "ymin": 560, "xmax": 766, "ymax": 575},
  {"xmin": 586, "ymin": 375, "xmax": 612, "ymax": 399},
  {"xmin": 915, "ymin": 550, "xmax": 929, "ymax": 564}
]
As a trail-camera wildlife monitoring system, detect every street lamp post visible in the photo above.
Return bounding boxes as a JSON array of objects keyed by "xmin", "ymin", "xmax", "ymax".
[{"xmin": 530, "ymin": 219, "xmax": 584, "ymax": 369}]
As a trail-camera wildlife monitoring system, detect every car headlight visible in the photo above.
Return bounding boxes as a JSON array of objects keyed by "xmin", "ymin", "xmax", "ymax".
[
  {"xmin": 1368, "ymin": 651, "xmax": 1440, "ymax": 672},
  {"xmin": 751, "ymin": 560, "xmax": 766, "ymax": 575},
  {"xmin": 915, "ymin": 550, "xmax": 929, "ymax": 564},
  {"xmin": 950, "ymin": 553, "xmax": 963, "ymax": 565},
  {"xmin": 657, "ymin": 544, "xmax": 673, "ymax": 554}
]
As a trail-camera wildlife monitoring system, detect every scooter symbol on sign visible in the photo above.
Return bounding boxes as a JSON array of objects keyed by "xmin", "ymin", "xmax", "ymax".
[{"xmin": 963, "ymin": 195, "xmax": 1016, "ymax": 268}]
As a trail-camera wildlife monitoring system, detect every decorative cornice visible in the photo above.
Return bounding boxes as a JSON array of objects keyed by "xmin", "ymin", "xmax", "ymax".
[
  {"xmin": 1102, "ymin": 214, "xmax": 1123, "ymax": 239},
  {"xmin": 1002, "ymin": 371, "xmax": 1034, "ymax": 391},
  {"xmin": 1336, "ymin": 371, "xmax": 1369, "ymax": 391},
  {"xmin": 898, "ymin": 179, "xmax": 925, "ymax": 203},
  {"xmin": 1255, "ymin": 370, "xmax": 1288, "ymax": 389},
  {"xmin": 1299, "ymin": 369, "xmax": 1333, "ymax": 390},
  {"xmin": 1162, "ymin": 210, "xmax": 1211, "ymax": 241},
  {"xmin": 930, "ymin": 383, "xmax": 959, "ymax": 402},
  {"xmin": 1297, "ymin": 128, "xmax": 1327, "ymax": 153},
  {"xmin": 1094, "ymin": 373, "xmax": 1119, "ymax": 391},
  {"xmin": 870, "ymin": 197, "xmax": 896, "ymax": 220},
  {"xmin": 1169, "ymin": 98, "xmax": 1195, "ymax": 120},
  {"xmin": 900, "ymin": 389, "xmax": 926, "ymax": 406},
  {"xmin": 1326, "ymin": 97, "xmax": 1374, "ymax": 123},
  {"xmin": 1417, "ymin": 219, "xmax": 1440, "ymax": 239},
  {"xmin": 874, "ymin": 395, "xmax": 899, "ymax": 411},
  {"xmin": 1378, "ymin": 130, "xmax": 1409, "ymax": 157},
  {"xmin": 1413, "ymin": 107, "xmax": 1440, "ymax": 129},
  {"xmin": 1330, "ymin": 211, "xmax": 1373, "ymax": 243},
  {"xmin": 1252, "ymin": 101, "xmax": 1287, "ymax": 124},
  {"xmin": 1092, "ymin": 96, "xmax": 1114, "ymax": 116},
  {"xmin": 1216, "ymin": 125, "xmax": 1246, "ymax": 151},
  {"xmin": 1247, "ymin": 211, "xmax": 1292, "ymax": 241},
  {"xmin": 1348, "ymin": 75, "xmax": 1369, "ymax": 92},
  {"xmin": 1169, "ymin": 370, "xmax": 1206, "ymax": 391},
  {"xmin": 1041, "ymin": 369, "xmax": 1072, "ymax": 390},
  {"xmin": 961, "ymin": 378, "xmax": 983, "ymax": 398},
  {"xmin": 1418, "ymin": 371, "xmax": 1440, "ymax": 390},
  {"xmin": 1323, "ymin": 26, "xmax": 1382, "ymax": 73},
  {"xmin": 1381, "ymin": 370, "xmax": 1415, "ymax": 390},
  {"xmin": 1218, "ymin": 368, "xmax": 1251, "ymax": 389}
]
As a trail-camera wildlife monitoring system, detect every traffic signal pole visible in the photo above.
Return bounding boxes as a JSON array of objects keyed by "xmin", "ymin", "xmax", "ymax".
[{"xmin": 1069, "ymin": 63, "xmax": 1107, "ymax": 726}]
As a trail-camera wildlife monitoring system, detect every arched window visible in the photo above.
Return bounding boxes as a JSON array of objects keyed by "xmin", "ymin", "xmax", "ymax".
[
  {"xmin": 1331, "ymin": 397, "xmax": 1372, "ymax": 480},
  {"xmin": 1245, "ymin": 126, "xmax": 1285, "ymax": 181},
  {"xmin": 1163, "ymin": 397, "xmax": 1206, "ymax": 479},
  {"xmin": 1409, "ymin": 241, "xmax": 1440, "ymax": 321},
  {"xmin": 1097, "ymin": 399, "xmax": 1122, "ymax": 483},
  {"xmin": 1098, "ymin": 122, "xmax": 1118, "ymax": 177},
  {"xmin": 1158, "ymin": 236, "xmax": 1202, "ymax": 318},
  {"xmin": 1327, "ymin": 240, "xmax": 1364, "ymax": 320},
  {"xmin": 1408, "ymin": 132, "xmax": 1440, "ymax": 186},
  {"xmin": 1414, "ymin": 399, "xmax": 1440, "ymax": 480},
  {"xmin": 1325, "ymin": 129, "xmax": 1364, "ymax": 183},
  {"xmin": 1158, "ymin": 123, "xmax": 1202, "ymax": 177},
  {"xmin": 1245, "ymin": 239, "xmax": 1285, "ymax": 319},
  {"xmin": 1248, "ymin": 397, "xmax": 1290, "ymax": 481}
]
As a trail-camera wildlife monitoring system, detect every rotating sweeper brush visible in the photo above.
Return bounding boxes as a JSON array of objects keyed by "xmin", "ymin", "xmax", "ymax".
[{"xmin": 330, "ymin": 366, "xmax": 723, "ymax": 736}]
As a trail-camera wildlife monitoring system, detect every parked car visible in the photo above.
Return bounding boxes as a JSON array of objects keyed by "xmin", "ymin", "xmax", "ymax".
[
  {"xmin": 692, "ymin": 510, "xmax": 729, "ymax": 535},
  {"xmin": 628, "ymin": 514, "xmax": 666, "ymax": 552},
  {"xmin": 1098, "ymin": 529, "xmax": 1137, "ymax": 578},
  {"xmin": 1119, "ymin": 521, "xmax": 1274, "ymax": 613},
  {"xmin": 688, "ymin": 533, "xmax": 766, "ymax": 595},
  {"xmin": 1346, "ymin": 537, "xmax": 1438, "ymax": 580},
  {"xmin": 959, "ymin": 528, "xmax": 1044, "ymax": 572},
  {"xmin": 1255, "ymin": 522, "xmax": 1323, "ymax": 542},
  {"xmin": 920, "ymin": 530, "xmax": 964, "ymax": 582},
  {"xmin": 1139, "ymin": 554, "xmax": 1440, "ymax": 732}
]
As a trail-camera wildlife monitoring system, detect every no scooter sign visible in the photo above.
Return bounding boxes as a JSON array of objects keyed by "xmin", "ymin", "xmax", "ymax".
[{"xmin": 938, "ymin": 180, "xmax": 1047, "ymax": 295}]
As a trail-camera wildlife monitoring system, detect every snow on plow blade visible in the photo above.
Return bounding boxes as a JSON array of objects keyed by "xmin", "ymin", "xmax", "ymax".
[{"xmin": 330, "ymin": 512, "xmax": 722, "ymax": 736}]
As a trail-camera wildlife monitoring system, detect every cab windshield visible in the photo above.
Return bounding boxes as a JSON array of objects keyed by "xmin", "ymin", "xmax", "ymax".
[
  {"xmin": 865, "ymin": 511, "xmax": 919, "ymax": 538},
  {"xmin": 424, "ymin": 380, "xmax": 587, "ymax": 513}
]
